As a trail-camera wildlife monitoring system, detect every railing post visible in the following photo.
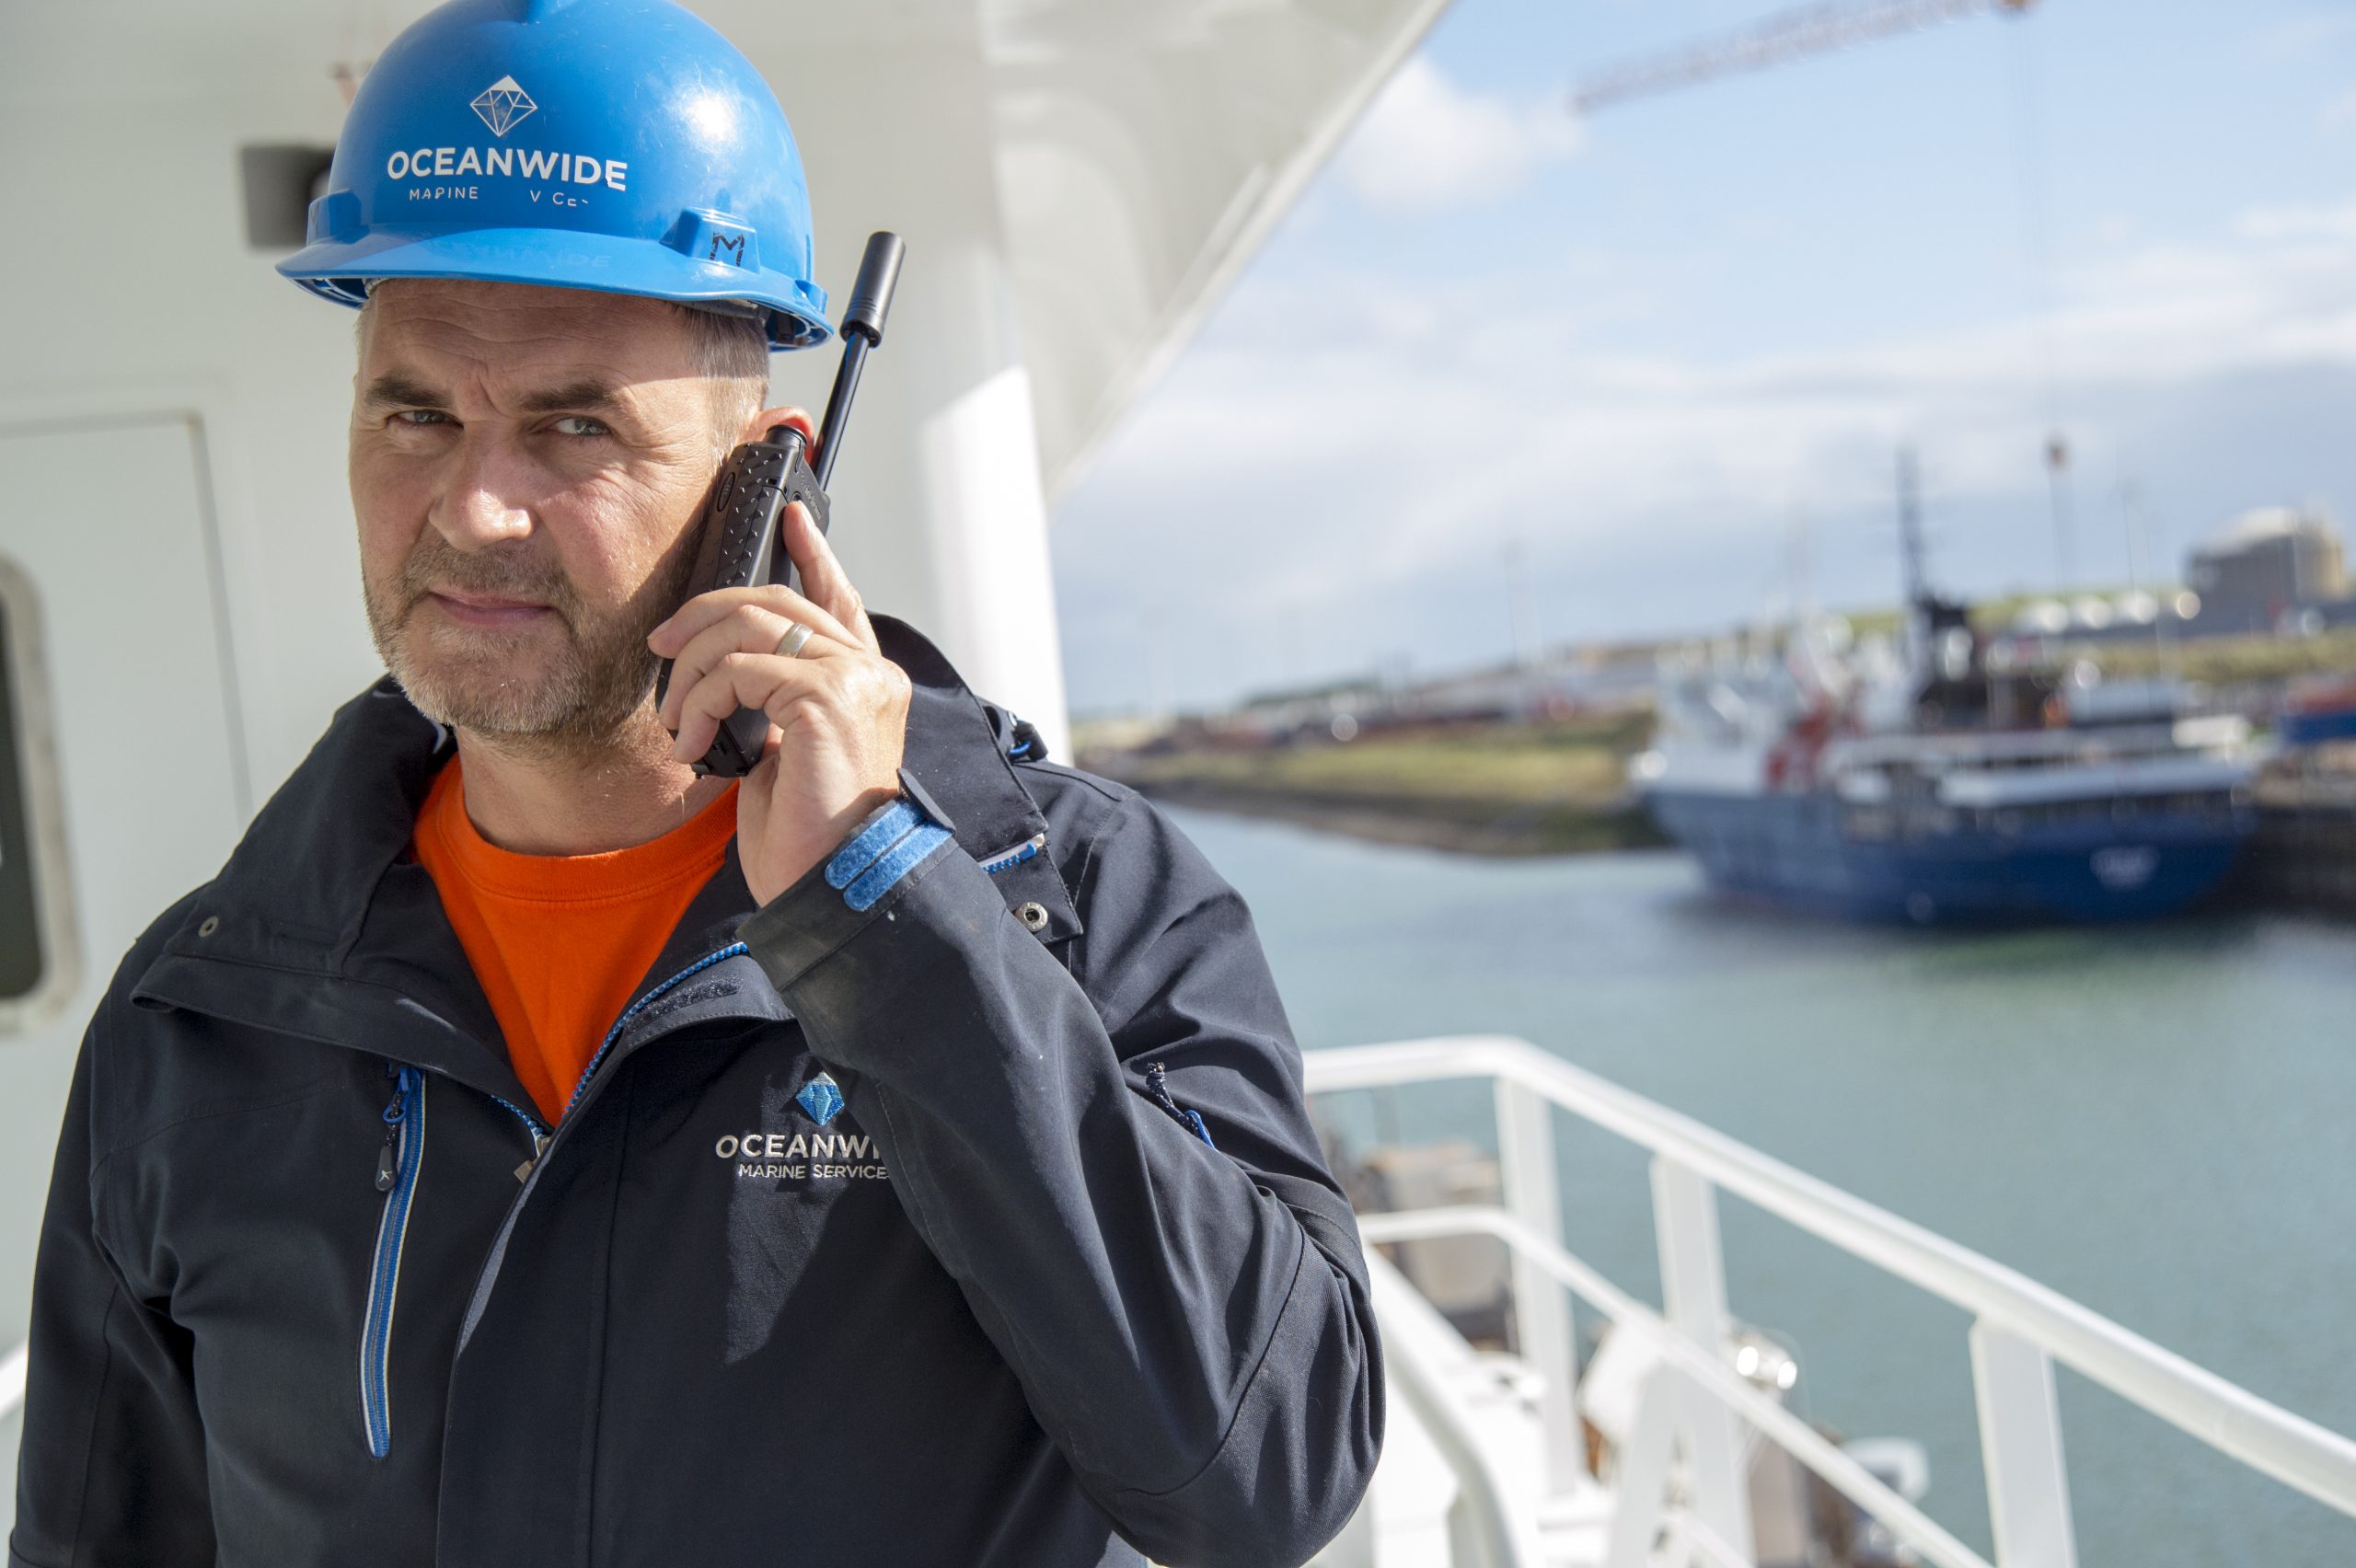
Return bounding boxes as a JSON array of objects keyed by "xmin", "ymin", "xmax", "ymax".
[
  {"xmin": 1495, "ymin": 1075, "xmax": 1583, "ymax": 1494},
  {"xmin": 1971, "ymin": 1320, "xmax": 2079, "ymax": 1568},
  {"xmin": 1651, "ymin": 1157, "xmax": 1755, "ymax": 1560}
]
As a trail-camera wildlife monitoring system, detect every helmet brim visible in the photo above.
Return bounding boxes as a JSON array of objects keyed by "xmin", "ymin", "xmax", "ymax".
[{"xmin": 279, "ymin": 226, "xmax": 833, "ymax": 351}]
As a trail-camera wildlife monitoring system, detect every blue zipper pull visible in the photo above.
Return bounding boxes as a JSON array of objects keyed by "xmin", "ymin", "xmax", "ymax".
[
  {"xmin": 1143, "ymin": 1060, "xmax": 1218, "ymax": 1148},
  {"xmin": 375, "ymin": 1068, "xmax": 412, "ymax": 1192},
  {"xmin": 979, "ymin": 833, "xmax": 1047, "ymax": 876}
]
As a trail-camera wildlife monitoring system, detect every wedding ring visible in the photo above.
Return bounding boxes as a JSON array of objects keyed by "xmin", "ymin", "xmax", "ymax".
[{"xmin": 772, "ymin": 621, "xmax": 814, "ymax": 660}]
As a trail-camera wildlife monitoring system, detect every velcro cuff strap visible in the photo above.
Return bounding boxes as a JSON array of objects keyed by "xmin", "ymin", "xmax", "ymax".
[
  {"xmin": 825, "ymin": 798, "xmax": 921, "ymax": 891},
  {"xmin": 844, "ymin": 824, "xmax": 953, "ymax": 911}
]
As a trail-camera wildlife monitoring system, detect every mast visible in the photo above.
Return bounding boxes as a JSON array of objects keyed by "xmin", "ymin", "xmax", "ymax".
[{"xmin": 1897, "ymin": 445, "xmax": 1929, "ymax": 610}]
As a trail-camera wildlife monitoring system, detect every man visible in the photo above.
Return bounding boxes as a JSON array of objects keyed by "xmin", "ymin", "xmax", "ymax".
[{"xmin": 7, "ymin": 3, "xmax": 1380, "ymax": 1565}]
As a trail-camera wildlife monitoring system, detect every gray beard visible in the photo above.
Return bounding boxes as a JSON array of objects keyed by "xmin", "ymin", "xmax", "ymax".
[{"xmin": 364, "ymin": 527, "xmax": 700, "ymax": 764}]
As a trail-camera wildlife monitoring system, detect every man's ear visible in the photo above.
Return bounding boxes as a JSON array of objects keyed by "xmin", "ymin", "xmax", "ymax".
[{"xmin": 738, "ymin": 405, "xmax": 815, "ymax": 449}]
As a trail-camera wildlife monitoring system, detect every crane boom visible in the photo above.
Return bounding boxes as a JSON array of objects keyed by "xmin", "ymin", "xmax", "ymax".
[{"xmin": 1572, "ymin": 0, "xmax": 2033, "ymax": 115}]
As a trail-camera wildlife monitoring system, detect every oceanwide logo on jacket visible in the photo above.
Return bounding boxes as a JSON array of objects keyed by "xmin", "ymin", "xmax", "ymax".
[{"xmin": 714, "ymin": 1072, "xmax": 888, "ymax": 1182}]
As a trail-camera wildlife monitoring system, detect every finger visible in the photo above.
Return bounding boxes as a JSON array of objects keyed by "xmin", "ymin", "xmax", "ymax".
[
  {"xmin": 659, "ymin": 604, "xmax": 844, "ymax": 732},
  {"xmin": 780, "ymin": 502, "xmax": 879, "ymax": 652},
  {"xmin": 670, "ymin": 650, "xmax": 831, "ymax": 763},
  {"xmin": 650, "ymin": 581, "xmax": 859, "ymax": 660}
]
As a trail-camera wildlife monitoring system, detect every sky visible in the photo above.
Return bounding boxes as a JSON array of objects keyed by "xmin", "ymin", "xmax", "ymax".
[{"xmin": 1048, "ymin": 0, "xmax": 2356, "ymax": 716}]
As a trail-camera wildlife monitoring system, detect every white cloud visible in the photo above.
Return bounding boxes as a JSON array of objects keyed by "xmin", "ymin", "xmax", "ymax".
[
  {"xmin": 1333, "ymin": 57, "xmax": 1583, "ymax": 213},
  {"xmin": 1051, "ymin": 194, "xmax": 2356, "ymax": 709},
  {"xmin": 1091, "ymin": 194, "xmax": 2356, "ymax": 537}
]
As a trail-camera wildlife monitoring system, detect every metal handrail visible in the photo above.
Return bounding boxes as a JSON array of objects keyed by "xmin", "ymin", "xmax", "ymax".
[
  {"xmin": 1308, "ymin": 1036, "xmax": 2356, "ymax": 1529},
  {"xmin": 1362, "ymin": 1250, "xmax": 1544, "ymax": 1566},
  {"xmin": 1361, "ymin": 1205, "xmax": 1992, "ymax": 1568}
]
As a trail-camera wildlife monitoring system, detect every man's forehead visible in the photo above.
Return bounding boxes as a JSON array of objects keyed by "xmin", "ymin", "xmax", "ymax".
[{"xmin": 360, "ymin": 278, "xmax": 698, "ymax": 386}]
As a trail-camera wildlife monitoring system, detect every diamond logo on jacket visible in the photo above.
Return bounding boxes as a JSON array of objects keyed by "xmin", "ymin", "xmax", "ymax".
[
  {"xmin": 469, "ymin": 75, "xmax": 537, "ymax": 137},
  {"xmin": 795, "ymin": 1072, "xmax": 845, "ymax": 1126}
]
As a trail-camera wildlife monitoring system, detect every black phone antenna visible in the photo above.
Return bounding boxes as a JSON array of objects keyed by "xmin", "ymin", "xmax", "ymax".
[{"xmin": 786, "ymin": 231, "xmax": 905, "ymax": 490}]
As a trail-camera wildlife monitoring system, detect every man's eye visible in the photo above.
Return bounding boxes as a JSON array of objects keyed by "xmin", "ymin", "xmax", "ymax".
[
  {"xmin": 551, "ymin": 416, "xmax": 610, "ymax": 438},
  {"xmin": 390, "ymin": 409, "xmax": 453, "ymax": 429}
]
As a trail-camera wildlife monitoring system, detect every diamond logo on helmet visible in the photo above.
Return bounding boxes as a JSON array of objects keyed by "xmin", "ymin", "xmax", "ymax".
[
  {"xmin": 795, "ymin": 1073, "xmax": 845, "ymax": 1127},
  {"xmin": 469, "ymin": 75, "xmax": 537, "ymax": 138}
]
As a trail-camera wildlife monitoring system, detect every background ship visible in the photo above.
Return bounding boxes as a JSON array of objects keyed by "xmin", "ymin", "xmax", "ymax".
[{"xmin": 1634, "ymin": 459, "xmax": 2260, "ymax": 925}]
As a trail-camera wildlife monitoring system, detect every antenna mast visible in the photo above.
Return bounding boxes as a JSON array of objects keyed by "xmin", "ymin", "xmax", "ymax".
[{"xmin": 1897, "ymin": 446, "xmax": 1929, "ymax": 610}]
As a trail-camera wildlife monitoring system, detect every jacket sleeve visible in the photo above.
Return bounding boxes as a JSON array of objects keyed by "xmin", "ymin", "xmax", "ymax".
[
  {"xmin": 739, "ymin": 788, "xmax": 1382, "ymax": 1568},
  {"xmin": 10, "ymin": 1017, "xmax": 216, "ymax": 1568}
]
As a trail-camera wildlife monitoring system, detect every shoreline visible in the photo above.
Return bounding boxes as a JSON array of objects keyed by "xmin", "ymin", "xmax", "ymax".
[{"xmin": 1128, "ymin": 779, "xmax": 1669, "ymax": 858}]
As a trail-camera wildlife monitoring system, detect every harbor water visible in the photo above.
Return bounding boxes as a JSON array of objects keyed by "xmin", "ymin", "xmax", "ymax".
[{"xmin": 1168, "ymin": 807, "xmax": 2356, "ymax": 1566}]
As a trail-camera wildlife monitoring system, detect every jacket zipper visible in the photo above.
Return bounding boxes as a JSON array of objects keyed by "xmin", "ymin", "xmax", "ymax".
[
  {"xmin": 476, "ymin": 944, "xmax": 751, "ymax": 1180},
  {"xmin": 361, "ymin": 1064, "xmax": 426, "ymax": 1458},
  {"xmin": 560, "ymin": 942, "xmax": 750, "ymax": 1122},
  {"xmin": 440, "ymin": 947, "xmax": 756, "ymax": 1183},
  {"xmin": 453, "ymin": 944, "xmax": 757, "ymax": 1359},
  {"xmin": 492, "ymin": 1092, "xmax": 551, "ymax": 1182}
]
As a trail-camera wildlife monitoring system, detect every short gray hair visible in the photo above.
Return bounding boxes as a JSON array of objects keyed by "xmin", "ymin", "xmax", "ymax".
[{"xmin": 674, "ymin": 304, "xmax": 771, "ymax": 454}]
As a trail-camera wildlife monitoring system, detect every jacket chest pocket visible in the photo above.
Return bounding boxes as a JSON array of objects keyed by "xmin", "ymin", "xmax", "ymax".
[{"xmin": 361, "ymin": 1065, "xmax": 426, "ymax": 1458}]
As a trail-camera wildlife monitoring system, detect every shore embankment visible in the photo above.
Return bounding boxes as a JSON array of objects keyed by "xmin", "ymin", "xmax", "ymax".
[{"xmin": 1085, "ymin": 713, "xmax": 1666, "ymax": 858}]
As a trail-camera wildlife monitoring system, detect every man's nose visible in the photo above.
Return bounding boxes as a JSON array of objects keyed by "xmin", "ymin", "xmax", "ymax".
[{"xmin": 429, "ymin": 434, "xmax": 537, "ymax": 549}]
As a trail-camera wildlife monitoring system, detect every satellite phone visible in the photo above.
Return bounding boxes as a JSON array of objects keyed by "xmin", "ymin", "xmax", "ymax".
[{"xmin": 654, "ymin": 230, "xmax": 906, "ymax": 778}]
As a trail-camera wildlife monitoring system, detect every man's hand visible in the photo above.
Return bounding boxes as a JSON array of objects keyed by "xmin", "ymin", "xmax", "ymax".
[{"xmin": 649, "ymin": 500, "xmax": 911, "ymax": 907}]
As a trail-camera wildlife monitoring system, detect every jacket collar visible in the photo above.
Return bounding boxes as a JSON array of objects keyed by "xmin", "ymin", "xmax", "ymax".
[{"xmin": 129, "ymin": 616, "xmax": 1076, "ymax": 1086}]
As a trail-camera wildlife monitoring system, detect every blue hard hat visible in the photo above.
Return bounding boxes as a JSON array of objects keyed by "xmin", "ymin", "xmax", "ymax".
[{"xmin": 279, "ymin": 0, "xmax": 831, "ymax": 349}]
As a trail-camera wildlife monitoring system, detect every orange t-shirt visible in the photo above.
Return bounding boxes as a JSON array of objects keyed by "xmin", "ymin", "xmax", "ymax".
[{"xmin": 411, "ymin": 757, "xmax": 740, "ymax": 1124}]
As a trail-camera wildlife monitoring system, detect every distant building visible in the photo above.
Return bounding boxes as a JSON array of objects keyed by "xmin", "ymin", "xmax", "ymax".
[{"xmin": 2186, "ymin": 506, "xmax": 2346, "ymax": 634}]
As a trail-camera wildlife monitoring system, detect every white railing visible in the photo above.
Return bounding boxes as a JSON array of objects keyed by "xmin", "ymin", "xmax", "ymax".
[
  {"xmin": 1305, "ymin": 1036, "xmax": 2356, "ymax": 1568},
  {"xmin": 0, "ymin": 1341, "xmax": 23, "ymax": 1423},
  {"xmin": 1361, "ymin": 1248, "xmax": 1547, "ymax": 1565}
]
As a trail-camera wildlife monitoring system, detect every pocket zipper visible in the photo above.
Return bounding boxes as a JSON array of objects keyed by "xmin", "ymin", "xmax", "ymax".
[
  {"xmin": 362, "ymin": 1065, "xmax": 426, "ymax": 1458},
  {"xmin": 1143, "ymin": 1060, "xmax": 1216, "ymax": 1149}
]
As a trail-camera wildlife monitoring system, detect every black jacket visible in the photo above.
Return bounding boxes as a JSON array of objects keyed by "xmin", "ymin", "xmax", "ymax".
[{"xmin": 9, "ymin": 620, "xmax": 1381, "ymax": 1568}]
